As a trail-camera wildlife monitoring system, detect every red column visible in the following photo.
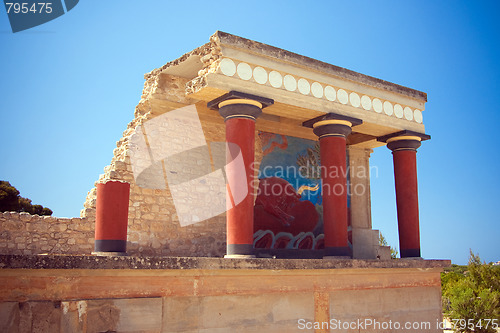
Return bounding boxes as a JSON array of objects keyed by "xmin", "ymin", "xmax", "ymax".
[
  {"xmin": 208, "ymin": 91, "xmax": 273, "ymax": 258},
  {"xmin": 313, "ymin": 119, "xmax": 353, "ymax": 257},
  {"xmin": 94, "ymin": 180, "xmax": 130, "ymax": 255},
  {"xmin": 387, "ymin": 137, "xmax": 422, "ymax": 258},
  {"xmin": 224, "ymin": 115, "xmax": 258, "ymax": 256}
]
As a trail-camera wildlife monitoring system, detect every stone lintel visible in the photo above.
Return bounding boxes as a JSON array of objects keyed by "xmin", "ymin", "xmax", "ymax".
[
  {"xmin": 215, "ymin": 31, "xmax": 427, "ymax": 102},
  {"xmin": 151, "ymin": 32, "xmax": 429, "ymax": 146}
]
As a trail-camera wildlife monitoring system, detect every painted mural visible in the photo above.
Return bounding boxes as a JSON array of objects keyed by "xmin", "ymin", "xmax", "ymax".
[
  {"xmin": 253, "ymin": 132, "xmax": 320, "ymax": 250},
  {"xmin": 253, "ymin": 132, "xmax": 352, "ymax": 252}
]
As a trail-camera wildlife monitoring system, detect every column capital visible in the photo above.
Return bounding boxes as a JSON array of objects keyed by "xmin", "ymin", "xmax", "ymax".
[
  {"xmin": 207, "ymin": 91, "xmax": 274, "ymax": 121},
  {"xmin": 313, "ymin": 119, "xmax": 353, "ymax": 139},
  {"xmin": 303, "ymin": 112, "xmax": 362, "ymax": 139},
  {"xmin": 377, "ymin": 130, "xmax": 430, "ymax": 152}
]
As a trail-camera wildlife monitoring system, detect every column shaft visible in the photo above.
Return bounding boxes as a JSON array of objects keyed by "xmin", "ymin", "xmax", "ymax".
[
  {"xmin": 379, "ymin": 131, "xmax": 429, "ymax": 259},
  {"xmin": 320, "ymin": 136, "xmax": 350, "ymax": 256},
  {"xmin": 225, "ymin": 117, "xmax": 256, "ymax": 255},
  {"xmin": 208, "ymin": 91, "xmax": 273, "ymax": 258},
  {"xmin": 393, "ymin": 149, "xmax": 420, "ymax": 257},
  {"xmin": 94, "ymin": 180, "xmax": 130, "ymax": 254},
  {"xmin": 312, "ymin": 117, "xmax": 359, "ymax": 258}
]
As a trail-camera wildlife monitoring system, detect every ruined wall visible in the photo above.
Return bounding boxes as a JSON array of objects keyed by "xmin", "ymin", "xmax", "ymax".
[
  {"xmin": 77, "ymin": 36, "xmax": 238, "ymax": 257},
  {"xmin": 0, "ymin": 212, "xmax": 93, "ymax": 255},
  {"xmin": 0, "ymin": 60, "xmax": 264, "ymax": 258}
]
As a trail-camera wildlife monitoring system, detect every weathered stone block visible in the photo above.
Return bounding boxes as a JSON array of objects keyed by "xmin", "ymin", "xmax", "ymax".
[
  {"xmin": 18, "ymin": 301, "xmax": 62, "ymax": 333},
  {"xmin": 114, "ymin": 298, "xmax": 162, "ymax": 332},
  {"xmin": 85, "ymin": 300, "xmax": 119, "ymax": 332},
  {"xmin": 2, "ymin": 221, "xmax": 23, "ymax": 231},
  {"xmin": 0, "ymin": 302, "xmax": 18, "ymax": 332},
  {"xmin": 19, "ymin": 213, "xmax": 32, "ymax": 222}
]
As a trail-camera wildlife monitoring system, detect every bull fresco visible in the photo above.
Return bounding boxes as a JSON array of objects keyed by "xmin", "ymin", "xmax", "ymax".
[
  {"xmin": 254, "ymin": 132, "xmax": 321, "ymax": 250},
  {"xmin": 253, "ymin": 132, "xmax": 352, "ymax": 252}
]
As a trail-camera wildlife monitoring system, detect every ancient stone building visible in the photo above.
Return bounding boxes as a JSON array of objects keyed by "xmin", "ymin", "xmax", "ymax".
[
  {"xmin": 0, "ymin": 32, "xmax": 449, "ymax": 332},
  {"xmin": 76, "ymin": 31, "xmax": 427, "ymax": 260}
]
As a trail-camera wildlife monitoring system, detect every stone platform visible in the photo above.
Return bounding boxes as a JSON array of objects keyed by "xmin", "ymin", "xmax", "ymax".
[{"xmin": 0, "ymin": 255, "xmax": 449, "ymax": 332}]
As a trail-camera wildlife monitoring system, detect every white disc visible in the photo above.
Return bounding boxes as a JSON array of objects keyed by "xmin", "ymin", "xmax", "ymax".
[
  {"xmin": 394, "ymin": 104, "xmax": 403, "ymax": 118},
  {"xmin": 373, "ymin": 98, "xmax": 382, "ymax": 113},
  {"xmin": 311, "ymin": 82, "xmax": 323, "ymax": 98},
  {"xmin": 324, "ymin": 86, "xmax": 336, "ymax": 101},
  {"xmin": 361, "ymin": 95, "xmax": 372, "ymax": 110},
  {"xmin": 253, "ymin": 67, "xmax": 267, "ymax": 85},
  {"xmin": 414, "ymin": 109, "xmax": 423, "ymax": 123},
  {"xmin": 237, "ymin": 62, "xmax": 252, "ymax": 80},
  {"xmin": 383, "ymin": 101, "xmax": 394, "ymax": 116},
  {"xmin": 284, "ymin": 75, "xmax": 297, "ymax": 92},
  {"xmin": 337, "ymin": 89, "xmax": 348, "ymax": 104},
  {"xmin": 404, "ymin": 107, "xmax": 413, "ymax": 121},
  {"xmin": 220, "ymin": 58, "xmax": 236, "ymax": 77},
  {"xmin": 349, "ymin": 92, "xmax": 361, "ymax": 108}
]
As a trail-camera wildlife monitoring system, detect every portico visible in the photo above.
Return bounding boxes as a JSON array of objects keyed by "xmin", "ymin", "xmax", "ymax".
[{"xmin": 185, "ymin": 31, "xmax": 430, "ymax": 258}]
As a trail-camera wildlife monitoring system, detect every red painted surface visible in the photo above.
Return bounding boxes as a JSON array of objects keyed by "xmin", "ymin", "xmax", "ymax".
[
  {"xmin": 254, "ymin": 177, "xmax": 318, "ymax": 235},
  {"xmin": 393, "ymin": 150, "xmax": 420, "ymax": 254},
  {"xmin": 95, "ymin": 181, "xmax": 130, "ymax": 240},
  {"xmin": 225, "ymin": 118, "xmax": 255, "ymax": 246},
  {"xmin": 320, "ymin": 136, "xmax": 349, "ymax": 249},
  {"xmin": 258, "ymin": 132, "xmax": 288, "ymax": 155}
]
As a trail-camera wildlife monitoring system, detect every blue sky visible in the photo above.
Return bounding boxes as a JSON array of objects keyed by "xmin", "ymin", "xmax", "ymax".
[{"xmin": 1, "ymin": 1, "xmax": 499, "ymax": 264}]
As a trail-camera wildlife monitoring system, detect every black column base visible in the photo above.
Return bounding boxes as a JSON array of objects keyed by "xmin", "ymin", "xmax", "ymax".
[
  {"xmin": 94, "ymin": 239, "xmax": 127, "ymax": 253},
  {"xmin": 400, "ymin": 248, "xmax": 421, "ymax": 258},
  {"xmin": 324, "ymin": 246, "xmax": 351, "ymax": 257},
  {"xmin": 226, "ymin": 243, "xmax": 254, "ymax": 257}
]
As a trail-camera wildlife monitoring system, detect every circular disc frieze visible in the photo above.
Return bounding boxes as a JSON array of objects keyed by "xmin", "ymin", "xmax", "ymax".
[
  {"xmin": 383, "ymin": 101, "xmax": 394, "ymax": 116},
  {"xmin": 337, "ymin": 89, "xmax": 348, "ymax": 104},
  {"xmin": 253, "ymin": 67, "xmax": 268, "ymax": 84},
  {"xmin": 373, "ymin": 98, "xmax": 382, "ymax": 113},
  {"xmin": 284, "ymin": 75, "xmax": 297, "ymax": 92},
  {"xmin": 361, "ymin": 95, "xmax": 372, "ymax": 110},
  {"xmin": 220, "ymin": 58, "xmax": 236, "ymax": 77},
  {"xmin": 394, "ymin": 104, "xmax": 403, "ymax": 118},
  {"xmin": 404, "ymin": 107, "xmax": 413, "ymax": 121},
  {"xmin": 269, "ymin": 71, "xmax": 282, "ymax": 88},
  {"xmin": 311, "ymin": 82, "xmax": 323, "ymax": 98},
  {"xmin": 324, "ymin": 86, "xmax": 336, "ymax": 101},
  {"xmin": 414, "ymin": 109, "xmax": 423, "ymax": 123},
  {"xmin": 349, "ymin": 92, "xmax": 361, "ymax": 108},
  {"xmin": 237, "ymin": 62, "xmax": 252, "ymax": 80},
  {"xmin": 298, "ymin": 78, "xmax": 311, "ymax": 95}
]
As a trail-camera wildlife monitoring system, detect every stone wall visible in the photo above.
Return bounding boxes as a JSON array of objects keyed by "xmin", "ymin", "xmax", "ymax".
[
  {"xmin": 0, "ymin": 256, "xmax": 450, "ymax": 333},
  {"xmin": 77, "ymin": 43, "xmax": 261, "ymax": 257},
  {"xmin": 79, "ymin": 72, "xmax": 231, "ymax": 257},
  {"xmin": 0, "ymin": 212, "xmax": 93, "ymax": 255}
]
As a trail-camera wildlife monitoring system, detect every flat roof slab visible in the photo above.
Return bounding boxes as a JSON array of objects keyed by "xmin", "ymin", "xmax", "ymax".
[{"xmin": 158, "ymin": 31, "xmax": 429, "ymax": 147}]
